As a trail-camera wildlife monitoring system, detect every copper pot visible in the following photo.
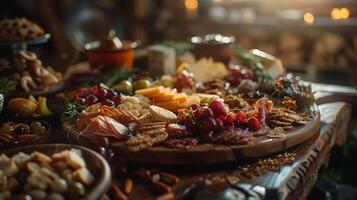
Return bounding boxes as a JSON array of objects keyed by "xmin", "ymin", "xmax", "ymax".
[{"xmin": 85, "ymin": 31, "xmax": 138, "ymax": 70}]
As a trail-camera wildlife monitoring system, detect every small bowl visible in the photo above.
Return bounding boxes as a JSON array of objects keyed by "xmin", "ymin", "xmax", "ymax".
[
  {"xmin": 85, "ymin": 31, "xmax": 138, "ymax": 70},
  {"xmin": 1, "ymin": 143, "xmax": 112, "ymax": 200},
  {"xmin": 191, "ymin": 34, "xmax": 235, "ymax": 64},
  {"xmin": 0, "ymin": 120, "xmax": 51, "ymax": 150}
]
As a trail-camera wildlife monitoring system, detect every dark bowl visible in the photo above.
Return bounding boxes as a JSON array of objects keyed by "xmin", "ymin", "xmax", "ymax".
[
  {"xmin": 0, "ymin": 143, "xmax": 112, "ymax": 200},
  {"xmin": 190, "ymin": 34, "xmax": 235, "ymax": 64},
  {"xmin": 0, "ymin": 120, "xmax": 51, "ymax": 150},
  {"xmin": 1, "ymin": 97, "xmax": 64, "ymax": 123}
]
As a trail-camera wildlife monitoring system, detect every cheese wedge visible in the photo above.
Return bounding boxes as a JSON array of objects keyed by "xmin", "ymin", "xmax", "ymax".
[{"xmin": 135, "ymin": 86, "xmax": 163, "ymax": 96}]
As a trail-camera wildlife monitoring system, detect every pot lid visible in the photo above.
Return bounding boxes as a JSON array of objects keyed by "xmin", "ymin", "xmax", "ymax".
[{"xmin": 85, "ymin": 30, "xmax": 123, "ymax": 51}]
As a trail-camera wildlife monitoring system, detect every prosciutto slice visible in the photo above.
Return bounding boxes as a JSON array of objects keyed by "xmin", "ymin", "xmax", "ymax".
[{"xmin": 79, "ymin": 116, "xmax": 129, "ymax": 140}]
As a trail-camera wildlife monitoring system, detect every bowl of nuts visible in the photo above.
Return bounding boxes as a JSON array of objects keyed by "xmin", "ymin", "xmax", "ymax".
[
  {"xmin": 0, "ymin": 120, "xmax": 50, "ymax": 150},
  {"xmin": 0, "ymin": 143, "xmax": 112, "ymax": 200}
]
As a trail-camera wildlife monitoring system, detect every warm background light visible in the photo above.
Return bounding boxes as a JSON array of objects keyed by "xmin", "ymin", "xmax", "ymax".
[
  {"xmin": 303, "ymin": 12, "xmax": 314, "ymax": 24},
  {"xmin": 331, "ymin": 7, "xmax": 350, "ymax": 20},
  {"xmin": 340, "ymin": 8, "xmax": 350, "ymax": 19},
  {"xmin": 185, "ymin": 0, "xmax": 198, "ymax": 10}
]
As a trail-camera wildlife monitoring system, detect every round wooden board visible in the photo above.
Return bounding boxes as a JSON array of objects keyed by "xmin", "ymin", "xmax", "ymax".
[{"xmin": 62, "ymin": 112, "xmax": 320, "ymax": 165}]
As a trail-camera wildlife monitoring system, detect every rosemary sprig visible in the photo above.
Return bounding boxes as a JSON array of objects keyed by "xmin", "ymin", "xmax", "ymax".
[{"xmin": 62, "ymin": 103, "xmax": 86, "ymax": 118}]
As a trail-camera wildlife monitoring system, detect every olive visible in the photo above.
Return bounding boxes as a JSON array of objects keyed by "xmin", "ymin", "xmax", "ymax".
[
  {"xmin": 50, "ymin": 178, "xmax": 68, "ymax": 193},
  {"xmin": 14, "ymin": 124, "xmax": 31, "ymax": 135},
  {"xmin": 28, "ymin": 190, "xmax": 47, "ymax": 200},
  {"xmin": 133, "ymin": 79, "xmax": 151, "ymax": 91},
  {"xmin": 33, "ymin": 126, "xmax": 46, "ymax": 135},
  {"xmin": 114, "ymin": 80, "xmax": 133, "ymax": 95},
  {"xmin": 30, "ymin": 122, "xmax": 42, "ymax": 131},
  {"xmin": 46, "ymin": 193, "xmax": 65, "ymax": 200},
  {"xmin": 13, "ymin": 194, "xmax": 32, "ymax": 200}
]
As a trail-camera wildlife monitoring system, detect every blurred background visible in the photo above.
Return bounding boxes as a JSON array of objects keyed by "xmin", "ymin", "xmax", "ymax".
[
  {"xmin": 1, "ymin": 0, "xmax": 357, "ymax": 86},
  {"xmin": 1, "ymin": 1, "xmax": 357, "ymax": 199}
]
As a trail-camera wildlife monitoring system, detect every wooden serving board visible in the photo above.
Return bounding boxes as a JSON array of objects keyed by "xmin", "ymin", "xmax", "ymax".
[{"xmin": 62, "ymin": 112, "xmax": 320, "ymax": 165}]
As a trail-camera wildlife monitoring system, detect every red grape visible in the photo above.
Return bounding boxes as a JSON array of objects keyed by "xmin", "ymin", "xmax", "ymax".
[
  {"xmin": 97, "ymin": 88, "xmax": 108, "ymax": 99},
  {"xmin": 247, "ymin": 117, "xmax": 262, "ymax": 131},
  {"xmin": 229, "ymin": 67, "xmax": 241, "ymax": 77},
  {"xmin": 85, "ymin": 95, "xmax": 98, "ymax": 105},
  {"xmin": 215, "ymin": 118, "xmax": 224, "ymax": 132},
  {"xmin": 243, "ymin": 70, "xmax": 254, "ymax": 79},
  {"xmin": 201, "ymin": 118, "xmax": 217, "ymax": 133},
  {"xmin": 184, "ymin": 118, "xmax": 198, "ymax": 132},
  {"xmin": 112, "ymin": 95, "xmax": 121, "ymax": 105},
  {"xmin": 193, "ymin": 107, "xmax": 204, "ymax": 122},
  {"xmin": 166, "ymin": 123, "xmax": 189, "ymax": 138},
  {"xmin": 75, "ymin": 97, "xmax": 86, "ymax": 105},
  {"xmin": 102, "ymin": 99, "xmax": 115, "ymax": 107},
  {"xmin": 201, "ymin": 107, "xmax": 214, "ymax": 119},
  {"xmin": 107, "ymin": 89, "xmax": 117, "ymax": 98},
  {"xmin": 209, "ymin": 100, "xmax": 227, "ymax": 116},
  {"xmin": 175, "ymin": 73, "xmax": 194, "ymax": 91},
  {"xmin": 190, "ymin": 104, "xmax": 200, "ymax": 111},
  {"xmin": 200, "ymin": 130, "xmax": 214, "ymax": 142},
  {"xmin": 89, "ymin": 85, "xmax": 100, "ymax": 94}
]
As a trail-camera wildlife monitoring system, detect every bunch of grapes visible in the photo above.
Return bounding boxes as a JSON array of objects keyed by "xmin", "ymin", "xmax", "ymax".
[
  {"xmin": 224, "ymin": 66, "xmax": 254, "ymax": 86},
  {"xmin": 72, "ymin": 85, "xmax": 121, "ymax": 107}
]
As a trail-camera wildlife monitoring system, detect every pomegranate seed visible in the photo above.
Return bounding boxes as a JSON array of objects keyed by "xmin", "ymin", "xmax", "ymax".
[
  {"xmin": 247, "ymin": 117, "xmax": 262, "ymax": 131},
  {"xmin": 209, "ymin": 100, "xmax": 227, "ymax": 117}
]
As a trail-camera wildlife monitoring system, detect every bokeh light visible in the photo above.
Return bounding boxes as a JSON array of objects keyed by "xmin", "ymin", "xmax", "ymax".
[{"xmin": 303, "ymin": 12, "xmax": 314, "ymax": 24}]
